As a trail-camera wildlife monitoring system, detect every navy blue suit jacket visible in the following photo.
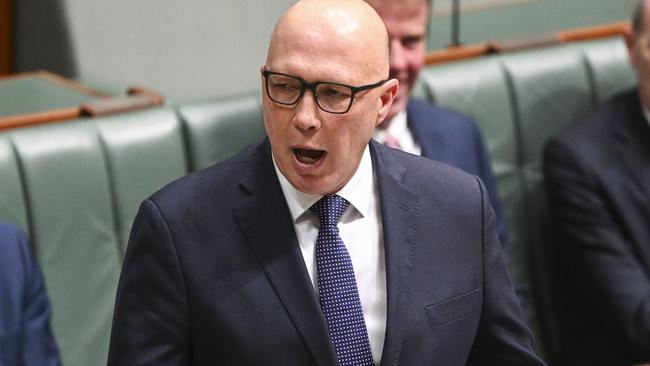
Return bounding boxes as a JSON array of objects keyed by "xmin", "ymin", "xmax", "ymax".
[
  {"xmin": 108, "ymin": 139, "xmax": 543, "ymax": 365},
  {"xmin": 407, "ymin": 99, "xmax": 508, "ymax": 252},
  {"xmin": 0, "ymin": 223, "xmax": 60, "ymax": 366},
  {"xmin": 544, "ymin": 89, "xmax": 650, "ymax": 365}
]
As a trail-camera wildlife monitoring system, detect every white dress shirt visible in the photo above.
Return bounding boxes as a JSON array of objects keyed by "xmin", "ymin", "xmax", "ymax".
[
  {"xmin": 273, "ymin": 146, "xmax": 387, "ymax": 364},
  {"xmin": 374, "ymin": 110, "xmax": 421, "ymax": 156}
]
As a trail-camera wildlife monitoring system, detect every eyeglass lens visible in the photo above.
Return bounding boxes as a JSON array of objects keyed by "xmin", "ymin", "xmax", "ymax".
[{"xmin": 266, "ymin": 73, "xmax": 353, "ymax": 113}]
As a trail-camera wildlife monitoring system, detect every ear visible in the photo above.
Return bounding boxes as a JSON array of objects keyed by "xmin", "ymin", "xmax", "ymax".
[
  {"xmin": 375, "ymin": 78, "xmax": 399, "ymax": 127},
  {"xmin": 624, "ymin": 30, "xmax": 638, "ymax": 70}
]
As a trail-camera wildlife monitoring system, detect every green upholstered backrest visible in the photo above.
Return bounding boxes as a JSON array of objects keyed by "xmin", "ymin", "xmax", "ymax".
[
  {"xmin": 177, "ymin": 94, "xmax": 265, "ymax": 171},
  {"xmin": 95, "ymin": 109, "xmax": 188, "ymax": 252},
  {"xmin": 7, "ymin": 120, "xmax": 125, "ymax": 366},
  {"xmin": 502, "ymin": 43, "xmax": 595, "ymax": 357},
  {"xmin": 581, "ymin": 38, "xmax": 638, "ymax": 103},
  {"xmin": 417, "ymin": 57, "xmax": 527, "ymax": 289},
  {"xmin": 0, "ymin": 136, "xmax": 28, "ymax": 230},
  {"xmin": 0, "ymin": 97, "xmax": 265, "ymax": 366},
  {"xmin": 0, "ymin": 108, "xmax": 188, "ymax": 366}
]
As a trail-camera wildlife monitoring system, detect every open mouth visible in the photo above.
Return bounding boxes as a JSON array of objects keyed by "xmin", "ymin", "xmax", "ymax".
[{"xmin": 293, "ymin": 148, "xmax": 326, "ymax": 165}]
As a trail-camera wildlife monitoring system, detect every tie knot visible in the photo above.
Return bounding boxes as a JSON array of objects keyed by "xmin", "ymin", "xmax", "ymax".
[{"xmin": 310, "ymin": 195, "xmax": 349, "ymax": 227}]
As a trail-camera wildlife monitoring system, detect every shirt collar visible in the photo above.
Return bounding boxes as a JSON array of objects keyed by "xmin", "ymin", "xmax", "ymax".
[{"xmin": 273, "ymin": 144, "xmax": 374, "ymax": 223}]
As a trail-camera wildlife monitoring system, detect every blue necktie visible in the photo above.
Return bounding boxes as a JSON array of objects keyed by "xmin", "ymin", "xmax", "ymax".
[{"xmin": 311, "ymin": 195, "xmax": 374, "ymax": 366}]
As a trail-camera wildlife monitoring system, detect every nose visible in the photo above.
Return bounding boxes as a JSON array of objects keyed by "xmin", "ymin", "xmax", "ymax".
[
  {"xmin": 293, "ymin": 89, "xmax": 321, "ymax": 131},
  {"xmin": 390, "ymin": 38, "xmax": 407, "ymax": 74}
]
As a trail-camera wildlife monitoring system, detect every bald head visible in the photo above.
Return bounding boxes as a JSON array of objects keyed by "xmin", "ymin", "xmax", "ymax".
[{"xmin": 267, "ymin": 0, "xmax": 391, "ymax": 80}]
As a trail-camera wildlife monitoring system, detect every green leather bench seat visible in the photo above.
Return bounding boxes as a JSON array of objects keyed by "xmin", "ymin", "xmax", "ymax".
[
  {"xmin": 0, "ymin": 109, "xmax": 188, "ymax": 366},
  {"xmin": 0, "ymin": 36, "xmax": 635, "ymax": 365},
  {"xmin": 0, "ymin": 98, "xmax": 266, "ymax": 365}
]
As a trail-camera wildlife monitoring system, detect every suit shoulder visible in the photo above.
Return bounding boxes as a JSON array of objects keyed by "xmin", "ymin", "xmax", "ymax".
[
  {"xmin": 148, "ymin": 143, "xmax": 257, "ymax": 209},
  {"xmin": 390, "ymin": 147, "xmax": 481, "ymax": 192},
  {"xmin": 553, "ymin": 89, "xmax": 635, "ymax": 144},
  {"xmin": 408, "ymin": 99, "xmax": 479, "ymax": 130},
  {"xmin": 544, "ymin": 89, "xmax": 632, "ymax": 169},
  {"xmin": 0, "ymin": 222, "xmax": 31, "ymax": 277},
  {"xmin": 0, "ymin": 222, "xmax": 26, "ymax": 250},
  {"xmin": 407, "ymin": 100, "xmax": 484, "ymax": 152}
]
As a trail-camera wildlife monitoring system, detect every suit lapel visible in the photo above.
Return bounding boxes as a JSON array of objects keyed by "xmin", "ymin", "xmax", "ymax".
[
  {"xmin": 406, "ymin": 101, "xmax": 428, "ymax": 154},
  {"xmin": 233, "ymin": 140, "xmax": 338, "ymax": 366},
  {"xmin": 612, "ymin": 96, "xmax": 650, "ymax": 271},
  {"xmin": 406, "ymin": 100, "xmax": 441, "ymax": 160},
  {"xmin": 613, "ymin": 97, "xmax": 650, "ymax": 198},
  {"xmin": 370, "ymin": 142, "xmax": 419, "ymax": 366}
]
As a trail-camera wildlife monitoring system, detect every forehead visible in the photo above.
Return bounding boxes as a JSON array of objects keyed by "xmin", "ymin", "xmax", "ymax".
[
  {"xmin": 268, "ymin": 39, "xmax": 371, "ymax": 85},
  {"xmin": 268, "ymin": 12, "xmax": 388, "ymax": 83},
  {"xmin": 372, "ymin": 1, "xmax": 428, "ymax": 35}
]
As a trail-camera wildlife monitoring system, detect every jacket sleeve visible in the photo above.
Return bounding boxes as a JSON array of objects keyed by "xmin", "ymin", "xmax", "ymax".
[
  {"xmin": 465, "ymin": 178, "xmax": 546, "ymax": 365},
  {"xmin": 107, "ymin": 199, "xmax": 190, "ymax": 365},
  {"xmin": 469, "ymin": 120, "xmax": 510, "ymax": 255},
  {"xmin": 544, "ymin": 137, "xmax": 650, "ymax": 361}
]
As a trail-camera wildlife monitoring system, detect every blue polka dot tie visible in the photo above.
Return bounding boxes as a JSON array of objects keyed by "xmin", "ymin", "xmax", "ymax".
[{"xmin": 310, "ymin": 195, "xmax": 375, "ymax": 366}]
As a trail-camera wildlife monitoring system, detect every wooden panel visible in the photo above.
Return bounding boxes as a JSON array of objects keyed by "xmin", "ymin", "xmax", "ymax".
[
  {"xmin": 425, "ymin": 20, "xmax": 631, "ymax": 66},
  {"xmin": 556, "ymin": 21, "xmax": 630, "ymax": 42},
  {"xmin": 0, "ymin": 71, "xmax": 165, "ymax": 131},
  {"xmin": 425, "ymin": 42, "xmax": 500, "ymax": 65},
  {"xmin": 0, "ymin": 0, "xmax": 11, "ymax": 75}
]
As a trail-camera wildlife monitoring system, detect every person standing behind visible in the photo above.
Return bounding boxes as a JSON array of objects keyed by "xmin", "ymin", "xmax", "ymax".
[
  {"xmin": 544, "ymin": 1, "xmax": 650, "ymax": 364},
  {"xmin": 365, "ymin": 0, "xmax": 509, "ymax": 253},
  {"xmin": 0, "ymin": 222, "xmax": 60, "ymax": 366}
]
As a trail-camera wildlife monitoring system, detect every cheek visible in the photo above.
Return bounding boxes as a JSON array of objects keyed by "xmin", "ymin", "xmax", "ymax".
[
  {"xmin": 406, "ymin": 49, "xmax": 425, "ymax": 74},
  {"xmin": 640, "ymin": 52, "xmax": 650, "ymax": 72},
  {"xmin": 345, "ymin": 113, "xmax": 376, "ymax": 144},
  {"xmin": 262, "ymin": 109, "xmax": 277, "ymax": 138}
]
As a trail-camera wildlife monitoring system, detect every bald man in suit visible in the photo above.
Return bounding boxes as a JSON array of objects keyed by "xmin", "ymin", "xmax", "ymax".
[{"xmin": 108, "ymin": 1, "xmax": 544, "ymax": 364}]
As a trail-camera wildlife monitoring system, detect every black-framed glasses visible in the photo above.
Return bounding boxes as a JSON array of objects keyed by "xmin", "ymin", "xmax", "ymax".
[{"xmin": 263, "ymin": 70, "xmax": 388, "ymax": 114}]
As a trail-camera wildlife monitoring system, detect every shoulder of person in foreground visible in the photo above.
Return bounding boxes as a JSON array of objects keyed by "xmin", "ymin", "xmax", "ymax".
[{"xmin": 0, "ymin": 222, "xmax": 61, "ymax": 366}]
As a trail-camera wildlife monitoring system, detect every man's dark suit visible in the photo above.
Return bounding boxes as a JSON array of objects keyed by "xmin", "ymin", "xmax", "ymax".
[
  {"xmin": 544, "ymin": 89, "xmax": 650, "ymax": 365},
  {"xmin": 407, "ymin": 99, "xmax": 509, "ymax": 251},
  {"xmin": 108, "ymin": 139, "xmax": 543, "ymax": 365},
  {"xmin": 0, "ymin": 222, "xmax": 60, "ymax": 366}
]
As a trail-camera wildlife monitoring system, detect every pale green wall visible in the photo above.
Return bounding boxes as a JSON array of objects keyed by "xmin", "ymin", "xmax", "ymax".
[
  {"xmin": 428, "ymin": 0, "xmax": 637, "ymax": 49},
  {"xmin": 14, "ymin": 0, "xmax": 639, "ymax": 101}
]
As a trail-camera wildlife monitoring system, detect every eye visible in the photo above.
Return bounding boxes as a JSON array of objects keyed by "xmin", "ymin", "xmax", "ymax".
[
  {"xmin": 401, "ymin": 35, "xmax": 424, "ymax": 49},
  {"xmin": 319, "ymin": 85, "xmax": 351, "ymax": 99},
  {"xmin": 271, "ymin": 82, "xmax": 299, "ymax": 91}
]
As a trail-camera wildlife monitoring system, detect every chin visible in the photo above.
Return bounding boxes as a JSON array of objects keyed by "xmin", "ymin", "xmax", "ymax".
[{"xmin": 288, "ymin": 177, "xmax": 327, "ymax": 195}]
